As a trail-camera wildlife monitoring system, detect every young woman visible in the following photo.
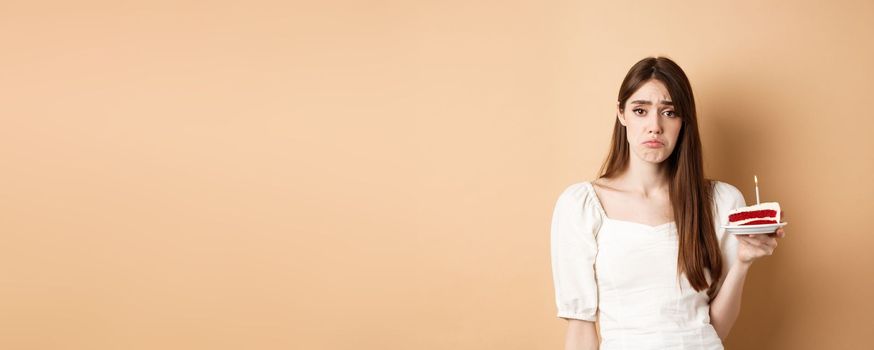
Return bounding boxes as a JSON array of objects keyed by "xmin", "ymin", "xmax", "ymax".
[{"xmin": 550, "ymin": 57, "xmax": 786, "ymax": 350}]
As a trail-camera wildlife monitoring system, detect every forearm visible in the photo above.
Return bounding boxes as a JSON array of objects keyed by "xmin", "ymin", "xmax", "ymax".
[
  {"xmin": 564, "ymin": 319, "xmax": 599, "ymax": 350},
  {"xmin": 709, "ymin": 261, "xmax": 751, "ymax": 339}
]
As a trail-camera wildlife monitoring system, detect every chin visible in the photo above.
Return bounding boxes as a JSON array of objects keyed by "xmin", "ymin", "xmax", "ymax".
[{"xmin": 634, "ymin": 151, "xmax": 668, "ymax": 163}]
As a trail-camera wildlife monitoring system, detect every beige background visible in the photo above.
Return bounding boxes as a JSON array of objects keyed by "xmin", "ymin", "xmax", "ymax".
[{"xmin": 1, "ymin": 1, "xmax": 872, "ymax": 349}]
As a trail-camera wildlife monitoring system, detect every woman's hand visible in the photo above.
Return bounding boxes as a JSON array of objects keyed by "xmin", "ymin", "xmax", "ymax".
[
  {"xmin": 735, "ymin": 226, "xmax": 786, "ymax": 266},
  {"xmin": 711, "ymin": 224, "xmax": 786, "ymax": 340}
]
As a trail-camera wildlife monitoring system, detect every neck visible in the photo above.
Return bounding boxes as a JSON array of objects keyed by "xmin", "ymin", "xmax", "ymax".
[{"xmin": 619, "ymin": 155, "xmax": 670, "ymax": 197}]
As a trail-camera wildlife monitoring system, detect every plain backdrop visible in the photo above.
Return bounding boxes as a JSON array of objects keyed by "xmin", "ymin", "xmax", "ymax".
[{"xmin": 2, "ymin": 1, "xmax": 873, "ymax": 349}]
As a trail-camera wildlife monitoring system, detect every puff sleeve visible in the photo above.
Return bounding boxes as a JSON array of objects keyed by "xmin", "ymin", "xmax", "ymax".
[
  {"xmin": 711, "ymin": 181, "xmax": 746, "ymax": 295},
  {"xmin": 550, "ymin": 183, "xmax": 603, "ymax": 321}
]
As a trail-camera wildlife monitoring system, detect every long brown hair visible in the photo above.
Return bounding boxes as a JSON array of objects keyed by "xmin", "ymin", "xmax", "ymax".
[{"xmin": 598, "ymin": 56, "xmax": 722, "ymax": 299}]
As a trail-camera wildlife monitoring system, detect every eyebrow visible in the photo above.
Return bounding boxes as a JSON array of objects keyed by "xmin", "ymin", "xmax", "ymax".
[{"xmin": 629, "ymin": 99, "xmax": 674, "ymax": 106}]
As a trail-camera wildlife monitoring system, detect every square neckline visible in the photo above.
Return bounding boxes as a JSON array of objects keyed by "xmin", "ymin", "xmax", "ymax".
[{"xmin": 585, "ymin": 181, "xmax": 677, "ymax": 231}]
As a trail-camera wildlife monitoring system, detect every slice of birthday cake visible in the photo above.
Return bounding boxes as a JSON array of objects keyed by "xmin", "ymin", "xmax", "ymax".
[{"xmin": 728, "ymin": 202, "xmax": 782, "ymax": 226}]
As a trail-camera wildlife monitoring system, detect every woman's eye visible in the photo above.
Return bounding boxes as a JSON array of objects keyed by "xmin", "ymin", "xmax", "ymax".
[
  {"xmin": 633, "ymin": 108, "xmax": 645, "ymax": 115},
  {"xmin": 663, "ymin": 110, "xmax": 676, "ymax": 118}
]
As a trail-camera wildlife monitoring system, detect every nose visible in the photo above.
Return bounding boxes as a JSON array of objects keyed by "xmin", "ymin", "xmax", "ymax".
[{"xmin": 646, "ymin": 114, "xmax": 663, "ymax": 135}]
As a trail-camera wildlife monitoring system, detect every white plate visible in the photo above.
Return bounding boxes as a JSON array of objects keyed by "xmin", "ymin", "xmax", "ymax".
[{"xmin": 722, "ymin": 222, "xmax": 788, "ymax": 235}]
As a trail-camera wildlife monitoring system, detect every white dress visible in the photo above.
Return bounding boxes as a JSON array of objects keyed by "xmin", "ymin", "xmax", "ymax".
[{"xmin": 550, "ymin": 181, "xmax": 746, "ymax": 350}]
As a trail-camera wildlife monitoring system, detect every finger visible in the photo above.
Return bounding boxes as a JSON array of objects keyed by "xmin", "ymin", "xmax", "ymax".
[
  {"xmin": 761, "ymin": 238, "xmax": 777, "ymax": 255},
  {"xmin": 750, "ymin": 241, "xmax": 774, "ymax": 256},
  {"xmin": 736, "ymin": 235, "xmax": 767, "ymax": 248},
  {"xmin": 742, "ymin": 240, "xmax": 773, "ymax": 257},
  {"xmin": 764, "ymin": 242, "xmax": 777, "ymax": 255},
  {"xmin": 749, "ymin": 234, "xmax": 773, "ymax": 244},
  {"xmin": 769, "ymin": 228, "xmax": 786, "ymax": 238},
  {"xmin": 765, "ymin": 237, "xmax": 778, "ymax": 250},
  {"xmin": 736, "ymin": 235, "xmax": 761, "ymax": 244},
  {"xmin": 744, "ymin": 236, "xmax": 777, "ymax": 252},
  {"xmin": 744, "ymin": 234, "xmax": 768, "ymax": 242}
]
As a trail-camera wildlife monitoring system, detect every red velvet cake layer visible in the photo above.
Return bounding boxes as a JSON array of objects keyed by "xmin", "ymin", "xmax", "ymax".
[
  {"xmin": 739, "ymin": 219, "xmax": 779, "ymax": 226},
  {"xmin": 728, "ymin": 209, "xmax": 777, "ymax": 222}
]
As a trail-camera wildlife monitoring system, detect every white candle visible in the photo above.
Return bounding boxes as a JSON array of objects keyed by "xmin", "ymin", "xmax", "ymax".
[{"xmin": 754, "ymin": 175, "xmax": 760, "ymax": 205}]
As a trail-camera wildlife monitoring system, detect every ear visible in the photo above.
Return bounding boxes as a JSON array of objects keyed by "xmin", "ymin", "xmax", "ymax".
[{"xmin": 616, "ymin": 101, "xmax": 626, "ymax": 126}]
